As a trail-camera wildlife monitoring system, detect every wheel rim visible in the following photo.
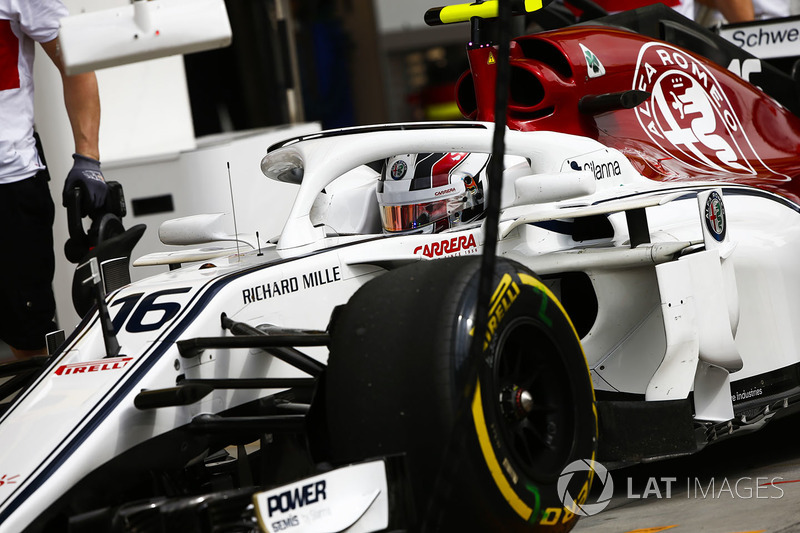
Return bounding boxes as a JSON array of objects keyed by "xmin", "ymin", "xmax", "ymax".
[{"xmin": 494, "ymin": 317, "xmax": 577, "ymax": 482}]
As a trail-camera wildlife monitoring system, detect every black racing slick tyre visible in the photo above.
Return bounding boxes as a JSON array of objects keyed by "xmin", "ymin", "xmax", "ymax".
[{"xmin": 325, "ymin": 257, "xmax": 598, "ymax": 532}]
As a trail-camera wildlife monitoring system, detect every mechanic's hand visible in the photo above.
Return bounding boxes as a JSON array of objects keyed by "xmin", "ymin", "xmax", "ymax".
[{"xmin": 63, "ymin": 153, "xmax": 108, "ymax": 214}]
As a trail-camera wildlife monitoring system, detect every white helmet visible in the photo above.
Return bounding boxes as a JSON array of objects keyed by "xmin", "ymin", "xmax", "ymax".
[{"xmin": 376, "ymin": 152, "xmax": 489, "ymax": 234}]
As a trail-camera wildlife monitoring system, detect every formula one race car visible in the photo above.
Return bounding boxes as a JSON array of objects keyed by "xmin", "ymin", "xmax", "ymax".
[{"xmin": 2, "ymin": 1, "xmax": 800, "ymax": 532}]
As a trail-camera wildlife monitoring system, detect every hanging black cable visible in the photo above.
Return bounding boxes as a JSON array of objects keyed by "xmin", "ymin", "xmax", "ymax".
[
  {"xmin": 420, "ymin": 2, "xmax": 515, "ymax": 530},
  {"xmin": 471, "ymin": 0, "xmax": 513, "ymax": 378}
]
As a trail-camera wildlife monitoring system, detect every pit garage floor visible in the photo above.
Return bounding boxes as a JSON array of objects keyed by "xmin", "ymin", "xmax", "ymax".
[{"xmin": 573, "ymin": 414, "xmax": 800, "ymax": 533}]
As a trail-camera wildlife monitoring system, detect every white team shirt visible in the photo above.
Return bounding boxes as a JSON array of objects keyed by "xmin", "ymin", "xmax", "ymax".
[
  {"xmin": 0, "ymin": 0, "xmax": 67, "ymax": 184},
  {"xmin": 753, "ymin": 0, "xmax": 791, "ymax": 19}
]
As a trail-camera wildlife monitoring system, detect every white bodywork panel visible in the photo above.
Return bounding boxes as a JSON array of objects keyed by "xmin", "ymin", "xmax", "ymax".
[{"xmin": 2, "ymin": 123, "xmax": 800, "ymax": 531}]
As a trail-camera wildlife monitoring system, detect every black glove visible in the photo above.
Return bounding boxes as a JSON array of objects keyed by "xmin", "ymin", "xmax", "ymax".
[{"xmin": 63, "ymin": 153, "xmax": 108, "ymax": 214}]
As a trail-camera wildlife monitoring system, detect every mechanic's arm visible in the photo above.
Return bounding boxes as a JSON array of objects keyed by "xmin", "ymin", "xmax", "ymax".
[
  {"xmin": 40, "ymin": 38, "xmax": 108, "ymax": 211},
  {"xmin": 713, "ymin": 0, "xmax": 755, "ymax": 22},
  {"xmin": 40, "ymin": 38, "xmax": 100, "ymax": 160}
]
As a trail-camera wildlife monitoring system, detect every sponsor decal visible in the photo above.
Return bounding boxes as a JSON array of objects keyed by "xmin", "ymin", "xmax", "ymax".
[
  {"xmin": 633, "ymin": 43, "xmax": 766, "ymax": 176},
  {"xmin": 413, "ymin": 233, "xmax": 477, "ymax": 258},
  {"xmin": 731, "ymin": 387, "xmax": 763, "ymax": 402},
  {"xmin": 243, "ymin": 277, "xmax": 299, "ymax": 303},
  {"xmin": 727, "ymin": 58, "xmax": 761, "ymax": 83},
  {"xmin": 301, "ymin": 266, "xmax": 342, "ymax": 289},
  {"xmin": 270, "ymin": 516, "xmax": 299, "ymax": 531},
  {"xmin": 390, "ymin": 160, "xmax": 407, "ymax": 180},
  {"xmin": 563, "ymin": 152, "xmax": 623, "ymax": 181},
  {"xmin": 720, "ymin": 19, "xmax": 800, "ymax": 59},
  {"xmin": 730, "ymin": 26, "xmax": 800, "ymax": 48},
  {"xmin": 266, "ymin": 481, "xmax": 327, "ymax": 517},
  {"xmin": 253, "ymin": 460, "xmax": 389, "ymax": 533},
  {"xmin": 242, "ymin": 266, "xmax": 341, "ymax": 304},
  {"xmin": 0, "ymin": 475, "xmax": 19, "ymax": 488},
  {"xmin": 729, "ymin": 363, "xmax": 800, "ymax": 409},
  {"xmin": 54, "ymin": 357, "xmax": 133, "ymax": 376},
  {"xmin": 704, "ymin": 191, "xmax": 726, "ymax": 242},
  {"xmin": 583, "ymin": 159, "xmax": 621, "ymax": 180},
  {"xmin": 580, "ymin": 43, "xmax": 606, "ymax": 78},
  {"xmin": 435, "ymin": 187, "xmax": 457, "ymax": 196}
]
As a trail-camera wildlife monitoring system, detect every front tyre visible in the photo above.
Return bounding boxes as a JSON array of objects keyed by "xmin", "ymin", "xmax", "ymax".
[{"xmin": 325, "ymin": 257, "xmax": 597, "ymax": 531}]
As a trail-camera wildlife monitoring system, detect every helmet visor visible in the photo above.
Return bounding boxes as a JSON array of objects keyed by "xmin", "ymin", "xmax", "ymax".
[{"xmin": 380, "ymin": 198, "xmax": 450, "ymax": 233}]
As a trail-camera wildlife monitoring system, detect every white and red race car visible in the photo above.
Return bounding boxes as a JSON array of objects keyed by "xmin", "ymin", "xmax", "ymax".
[{"xmin": 2, "ymin": 2, "xmax": 800, "ymax": 532}]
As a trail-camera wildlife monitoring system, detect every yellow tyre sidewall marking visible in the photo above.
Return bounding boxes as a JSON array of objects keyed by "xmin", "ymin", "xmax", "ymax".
[
  {"xmin": 471, "ymin": 271, "xmax": 599, "ymax": 522},
  {"xmin": 472, "ymin": 380, "xmax": 533, "ymax": 520}
]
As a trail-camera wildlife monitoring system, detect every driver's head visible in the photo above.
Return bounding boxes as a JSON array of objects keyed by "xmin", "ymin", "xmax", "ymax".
[{"xmin": 376, "ymin": 152, "xmax": 488, "ymax": 234}]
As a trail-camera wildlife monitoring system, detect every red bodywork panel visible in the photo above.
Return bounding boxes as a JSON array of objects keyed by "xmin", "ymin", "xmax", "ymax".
[{"xmin": 458, "ymin": 26, "xmax": 800, "ymax": 204}]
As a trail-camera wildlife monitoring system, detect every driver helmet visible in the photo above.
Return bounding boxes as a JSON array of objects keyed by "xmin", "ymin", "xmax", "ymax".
[{"xmin": 377, "ymin": 152, "xmax": 489, "ymax": 234}]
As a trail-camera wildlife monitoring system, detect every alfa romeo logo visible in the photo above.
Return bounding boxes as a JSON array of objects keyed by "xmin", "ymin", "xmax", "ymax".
[
  {"xmin": 705, "ymin": 191, "xmax": 726, "ymax": 241},
  {"xmin": 558, "ymin": 459, "xmax": 614, "ymax": 516},
  {"xmin": 633, "ymin": 43, "xmax": 755, "ymax": 176},
  {"xmin": 390, "ymin": 160, "xmax": 407, "ymax": 180}
]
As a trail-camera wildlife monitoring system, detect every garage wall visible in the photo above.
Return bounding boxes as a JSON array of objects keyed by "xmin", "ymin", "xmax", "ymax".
[{"xmin": 33, "ymin": 1, "xmax": 305, "ymax": 332}]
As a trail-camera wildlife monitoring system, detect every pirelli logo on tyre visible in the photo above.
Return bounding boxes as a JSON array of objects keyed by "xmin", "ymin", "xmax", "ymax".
[{"xmin": 482, "ymin": 273, "xmax": 521, "ymax": 350}]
